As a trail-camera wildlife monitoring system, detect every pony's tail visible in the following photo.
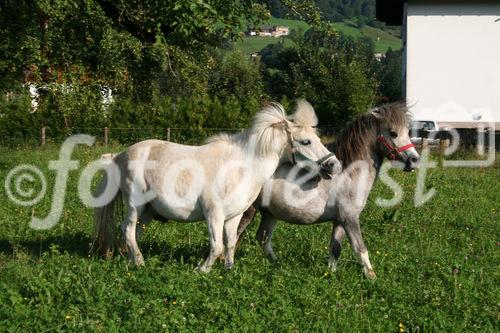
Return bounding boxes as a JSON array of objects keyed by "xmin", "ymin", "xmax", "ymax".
[{"xmin": 91, "ymin": 168, "xmax": 123, "ymax": 258}]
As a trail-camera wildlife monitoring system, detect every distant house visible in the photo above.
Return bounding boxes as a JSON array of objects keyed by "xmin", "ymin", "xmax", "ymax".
[
  {"xmin": 374, "ymin": 52, "xmax": 385, "ymax": 61},
  {"xmin": 258, "ymin": 25, "xmax": 274, "ymax": 36},
  {"xmin": 247, "ymin": 25, "xmax": 289, "ymax": 37},
  {"xmin": 377, "ymin": 0, "xmax": 500, "ymax": 130},
  {"xmin": 273, "ymin": 26, "xmax": 290, "ymax": 37}
]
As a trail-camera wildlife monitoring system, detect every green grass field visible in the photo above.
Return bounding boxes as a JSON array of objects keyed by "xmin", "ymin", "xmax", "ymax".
[
  {"xmin": 0, "ymin": 144, "xmax": 498, "ymax": 332},
  {"xmin": 235, "ymin": 18, "xmax": 402, "ymax": 54}
]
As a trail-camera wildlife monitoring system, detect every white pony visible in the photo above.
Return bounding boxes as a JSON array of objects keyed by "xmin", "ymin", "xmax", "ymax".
[{"xmin": 93, "ymin": 100, "xmax": 340, "ymax": 272}]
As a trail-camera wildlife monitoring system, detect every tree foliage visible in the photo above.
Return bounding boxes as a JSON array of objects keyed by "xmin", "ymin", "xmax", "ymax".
[
  {"xmin": 270, "ymin": 0, "xmax": 384, "ymax": 29},
  {"xmin": 378, "ymin": 48, "xmax": 403, "ymax": 102},
  {"xmin": 262, "ymin": 30, "xmax": 380, "ymax": 128},
  {"xmin": 0, "ymin": 0, "xmax": 268, "ymax": 97},
  {"xmin": 209, "ymin": 50, "xmax": 265, "ymax": 103},
  {"xmin": 0, "ymin": 0, "xmax": 402, "ymax": 144}
]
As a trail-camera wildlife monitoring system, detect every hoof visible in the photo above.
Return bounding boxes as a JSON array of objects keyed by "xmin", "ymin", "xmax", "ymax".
[
  {"xmin": 327, "ymin": 261, "xmax": 338, "ymax": 272},
  {"xmin": 265, "ymin": 252, "xmax": 278, "ymax": 262},
  {"xmin": 129, "ymin": 255, "xmax": 145, "ymax": 267},
  {"xmin": 365, "ymin": 268, "xmax": 377, "ymax": 280},
  {"xmin": 225, "ymin": 262, "xmax": 234, "ymax": 270},
  {"xmin": 195, "ymin": 265, "xmax": 211, "ymax": 273}
]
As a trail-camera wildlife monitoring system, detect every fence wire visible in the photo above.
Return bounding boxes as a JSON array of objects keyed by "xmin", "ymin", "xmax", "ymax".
[{"xmin": 6, "ymin": 126, "xmax": 500, "ymax": 150}]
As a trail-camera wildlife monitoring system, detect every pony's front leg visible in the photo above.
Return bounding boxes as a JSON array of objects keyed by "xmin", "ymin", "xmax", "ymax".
[
  {"xmin": 223, "ymin": 213, "xmax": 243, "ymax": 269},
  {"xmin": 121, "ymin": 203, "xmax": 145, "ymax": 266},
  {"xmin": 328, "ymin": 223, "xmax": 345, "ymax": 272},
  {"xmin": 342, "ymin": 218, "xmax": 376, "ymax": 279},
  {"xmin": 256, "ymin": 212, "xmax": 278, "ymax": 261},
  {"xmin": 196, "ymin": 209, "xmax": 225, "ymax": 273}
]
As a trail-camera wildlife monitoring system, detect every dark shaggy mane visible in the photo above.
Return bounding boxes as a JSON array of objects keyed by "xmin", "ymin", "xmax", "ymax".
[{"xmin": 329, "ymin": 102, "xmax": 411, "ymax": 167}]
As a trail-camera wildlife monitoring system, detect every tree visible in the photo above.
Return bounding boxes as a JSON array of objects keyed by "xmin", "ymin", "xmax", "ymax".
[
  {"xmin": 0, "ymin": 0, "xmax": 269, "ymax": 98},
  {"xmin": 263, "ymin": 29, "xmax": 379, "ymax": 128},
  {"xmin": 209, "ymin": 49, "xmax": 265, "ymax": 103},
  {"xmin": 378, "ymin": 48, "xmax": 403, "ymax": 102}
]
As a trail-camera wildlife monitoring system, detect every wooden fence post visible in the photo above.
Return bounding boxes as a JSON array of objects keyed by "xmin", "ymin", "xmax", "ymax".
[
  {"xmin": 40, "ymin": 126, "xmax": 47, "ymax": 146},
  {"xmin": 438, "ymin": 135, "xmax": 450, "ymax": 161},
  {"xmin": 166, "ymin": 127, "xmax": 171, "ymax": 141},
  {"xmin": 104, "ymin": 127, "xmax": 109, "ymax": 146},
  {"xmin": 440, "ymin": 139, "xmax": 450, "ymax": 152},
  {"xmin": 422, "ymin": 138, "xmax": 428, "ymax": 149},
  {"xmin": 477, "ymin": 128, "xmax": 485, "ymax": 155}
]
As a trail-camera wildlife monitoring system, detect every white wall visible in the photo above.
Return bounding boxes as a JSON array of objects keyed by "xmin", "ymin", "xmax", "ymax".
[{"xmin": 406, "ymin": 2, "xmax": 500, "ymax": 127}]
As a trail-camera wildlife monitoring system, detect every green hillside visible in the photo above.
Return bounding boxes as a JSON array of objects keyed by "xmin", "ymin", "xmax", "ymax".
[{"xmin": 235, "ymin": 17, "xmax": 402, "ymax": 54}]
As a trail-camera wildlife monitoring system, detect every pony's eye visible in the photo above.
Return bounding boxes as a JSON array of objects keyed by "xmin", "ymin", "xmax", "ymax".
[
  {"xmin": 300, "ymin": 139, "xmax": 311, "ymax": 146},
  {"xmin": 389, "ymin": 131, "xmax": 398, "ymax": 138}
]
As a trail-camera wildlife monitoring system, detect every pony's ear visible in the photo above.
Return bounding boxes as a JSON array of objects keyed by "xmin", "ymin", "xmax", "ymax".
[
  {"xmin": 371, "ymin": 107, "xmax": 382, "ymax": 119},
  {"xmin": 290, "ymin": 99, "xmax": 318, "ymax": 127}
]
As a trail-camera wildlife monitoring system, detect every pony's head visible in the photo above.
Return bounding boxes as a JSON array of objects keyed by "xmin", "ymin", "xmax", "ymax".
[
  {"xmin": 251, "ymin": 100, "xmax": 341, "ymax": 178},
  {"xmin": 335, "ymin": 102, "xmax": 419, "ymax": 171},
  {"xmin": 371, "ymin": 103, "xmax": 420, "ymax": 171}
]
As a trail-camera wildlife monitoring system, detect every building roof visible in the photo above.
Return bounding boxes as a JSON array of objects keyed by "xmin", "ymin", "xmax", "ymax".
[
  {"xmin": 376, "ymin": 0, "xmax": 500, "ymax": 25},
  {"xmin": 376, "ymin": 0, "xmax": 405, "ymax": 25},
  {"xmin": 259, "ymin": 25, "xmax": 274, "ymax": 31}
]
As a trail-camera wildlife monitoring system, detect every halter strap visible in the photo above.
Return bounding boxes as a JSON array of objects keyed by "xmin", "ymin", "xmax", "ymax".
[
  {"xmin": 376, "ymin": 135, "xmax": 415, "ymax": 160},
  {"xmin": 285, "ymin": 127, "xmax": 335, "ymax": 166},
  {"xmin": 284, "ymin": 125, "xmax": 299, "ymax": 164},
  {"xmin": 316, "ymin": 152, "xmax": 336, "ymax": 164}
]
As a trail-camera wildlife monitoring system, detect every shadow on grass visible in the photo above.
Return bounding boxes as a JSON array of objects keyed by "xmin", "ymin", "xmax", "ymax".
[
  {"xmin": 0, "ymin": 233, "xmax": 210, "ymax": 265},
  {"xmin": 0, "ymin": 233, "xmax": 91, "ymax": 258},
  {"xmin": 141, "ymin": 240, "xmax": 208, "ymax": 264}
]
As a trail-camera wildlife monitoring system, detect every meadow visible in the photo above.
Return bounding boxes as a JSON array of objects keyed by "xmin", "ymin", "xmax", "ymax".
[
  {"xmin": 235, "ymin": 17, "xmax": 402, "ymax": 54},
  {"xmin": 0, "ymin": 144, "xmax": 498, "ymax": 332}
]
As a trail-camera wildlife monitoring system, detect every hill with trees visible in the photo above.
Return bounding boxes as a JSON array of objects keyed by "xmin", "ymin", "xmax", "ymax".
[
  {"xmin": 236, "ymin": 16, "xmax": 401, "ymax": 54},
  {"xmin": 270, "ymin": 0, "xmax": 392, "ymax": 29}
]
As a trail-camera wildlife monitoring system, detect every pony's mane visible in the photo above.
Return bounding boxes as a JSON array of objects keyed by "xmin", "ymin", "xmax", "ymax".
[
  {"xmin": 206, "ymin": 102, "xmax": 288, "ymax": 157},
  {"xmin": 206, "ymin": 132, "xmax": 236, "ymax": 143},
  {"xmin": 332, "ymin": 102, "xmax": 411, "ymax": 167},
  {"xmin": 289, "ymin": 99, "xmax": 318, "ymax": 128}
]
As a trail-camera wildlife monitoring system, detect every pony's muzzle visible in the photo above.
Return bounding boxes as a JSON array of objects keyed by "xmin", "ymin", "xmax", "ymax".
[
  {"xmin": 319, "ymin": 156, "xmax": 342, "ymax": 179},
  {"xmin": 404, "ymin": 154, "xmax": 420, "ymax": 171}
]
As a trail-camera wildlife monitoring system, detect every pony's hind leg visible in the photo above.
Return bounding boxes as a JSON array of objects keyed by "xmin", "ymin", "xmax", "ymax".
[
  {"xmin": 121, "ymin": 202, "xmax": 145, "ymax": 266},
  {"xmin": 136, "ymin": 207, "xmax": 154, "ymax": 240},
  {"xmin": 256, "ymin": 211, "xmax": 278, "ymax": 261},
  {"xmin": 196, "ymin": 208, "xmax": 225, "ymax": 273},
  {"xmin": 236, "ymin": 205, "xmax": 257, "ymax": 240},
  {"xmin": 328, "ymin": 223, "xmax": 345, "ymax": 272},
  {"xmin": 223, "ymin": 213, "xmax": 243, "ymax": 269},
  {"xmin": 342, "ymin": 218, "xmax": 375, "ymax": 279}
]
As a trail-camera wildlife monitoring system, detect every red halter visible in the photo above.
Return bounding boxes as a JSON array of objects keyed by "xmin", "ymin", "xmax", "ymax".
[{"xmin": 376, "ymin": 135, "xmax": 415, "ymax": 161}]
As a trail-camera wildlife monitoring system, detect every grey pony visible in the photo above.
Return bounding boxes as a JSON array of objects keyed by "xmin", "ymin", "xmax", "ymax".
[{"xmin": 236, "ymin": 103, "xmax": 420, "ymax": 279}]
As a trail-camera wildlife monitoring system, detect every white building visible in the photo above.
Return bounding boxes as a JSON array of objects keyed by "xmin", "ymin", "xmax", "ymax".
[
  {"xmin": 247, "ymin": 25, "xmax": 290, "ymax": 38},
  {"xmin": 377, "ymin": 0, "xmax": 500, "ymax": 130}
]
